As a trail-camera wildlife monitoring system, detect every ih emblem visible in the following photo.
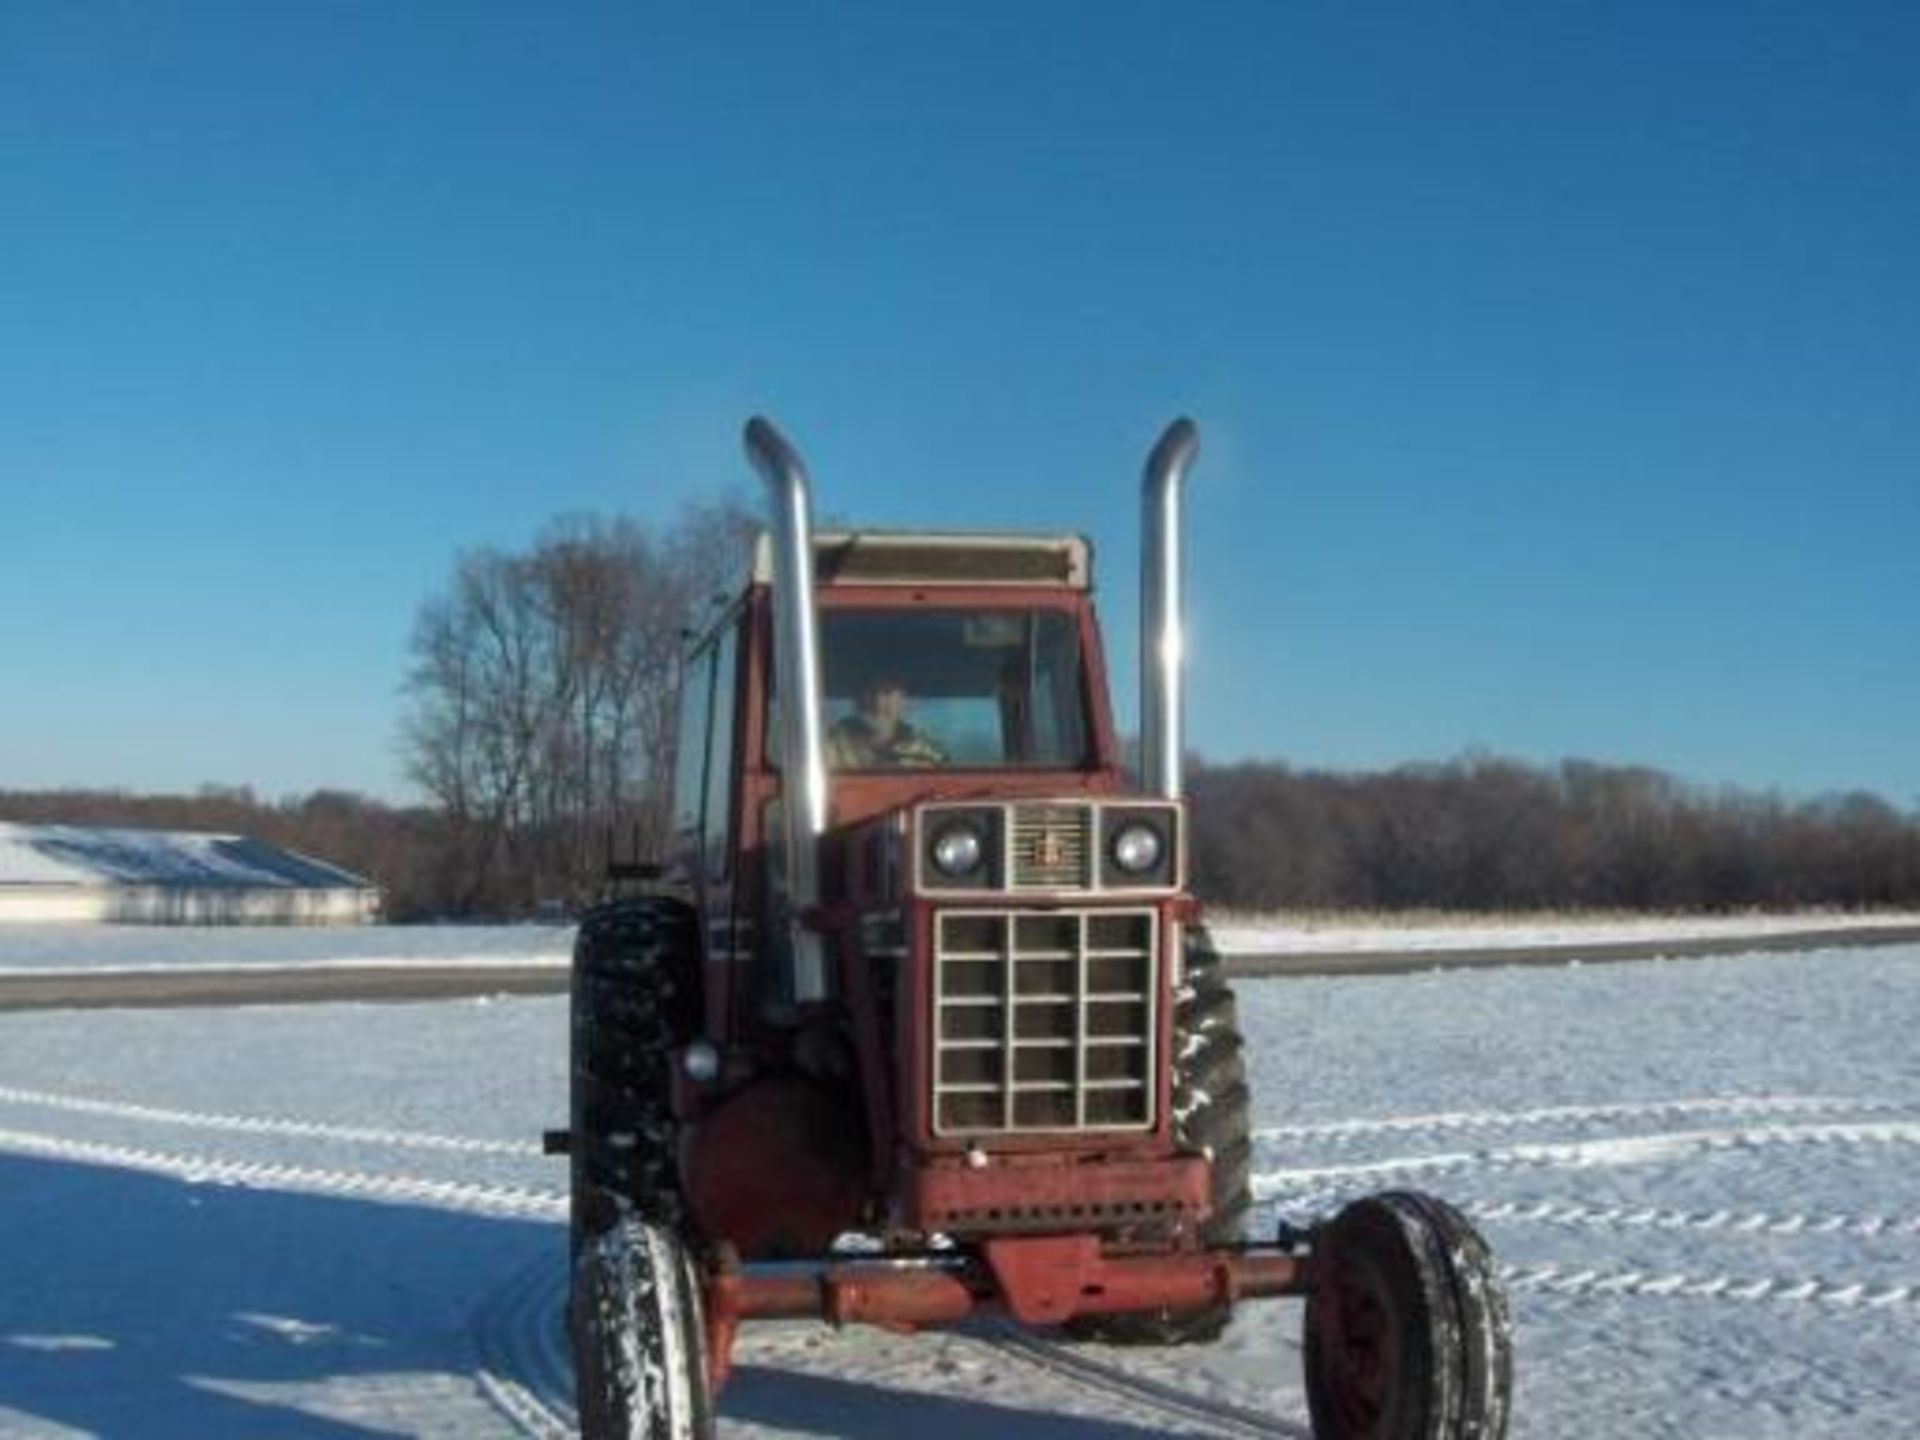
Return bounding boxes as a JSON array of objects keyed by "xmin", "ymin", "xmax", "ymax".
[{"xmin": 1035, "ymin": 828, "xmax": 1068, "ymax": 869}]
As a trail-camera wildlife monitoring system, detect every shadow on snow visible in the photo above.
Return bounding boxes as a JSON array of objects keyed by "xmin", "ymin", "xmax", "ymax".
[
  {"xmin": 1, "ymin": 1152, "xmax": 1189, "ymax": 1439},
  {"xmin": 0, "ymin": 1150, "xmax": 550, "ymax": 1436},
  {"xmin": 724, "ymin": 1365, "xmax": 1183, "ymax": 1439}
]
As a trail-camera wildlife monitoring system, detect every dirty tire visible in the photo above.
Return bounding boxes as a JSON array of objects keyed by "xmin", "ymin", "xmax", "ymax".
[
  {"xmin": 570, "ymin": 898, "xmax": 702, "ymax": 1255},
  {"xmin": 570, "ymin": 1214, "xmax": 715, "ymax": 1440},
  {"xmin": 1069, "ymin": 925, "xmax": 1251, "ymax": 1345},
  {"xmin": 1303, "ymin": 1191, "xmax": 1513, "ymax": 1440}
]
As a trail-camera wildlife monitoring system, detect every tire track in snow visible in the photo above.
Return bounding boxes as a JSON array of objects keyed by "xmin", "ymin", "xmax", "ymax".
[
  {"xmin": 1501, "ymin": 1262, "xmax": 1920, "ymax": 1313},
  {"xmin": 1251, "ymin": 1119, "xmax": 1920, "ymax": 1199},
  {"xmin": 1252, "ymin": 1093, "xmax": 1907, "ymax": 1148},
  {"xmin": 0, "ymin": 1125, "xmax": 567, "ymax": 1220},
  {"xmin": 472, "ymin": 1250, "xmax": 577, "ymax": 1438},
  {"xmin": 1469, "ymin": 1196, "xmax": 1920, "ymax": 1243},
  {"xmin": 982, "ymin": 1324, "xmax": 1309, "ymax": 1439},
  {"xmin": 0, "ymin": 1083, "xmax": 541, "ymax": 1156}
]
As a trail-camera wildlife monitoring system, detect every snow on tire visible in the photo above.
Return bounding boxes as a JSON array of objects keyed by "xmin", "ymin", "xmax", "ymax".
[{"xmin": 569, "ymin": 1215, "xmax": 714, "ymax": 1440}]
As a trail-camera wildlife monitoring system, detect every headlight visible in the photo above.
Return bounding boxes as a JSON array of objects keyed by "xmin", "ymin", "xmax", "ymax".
[
  {"xmin": 1110, "ymin": 822, "xmax": 1163, "ymax": 874},
  {"xmin": 931, "ymin": 823, "xmax": 986, "ymax": 878}
]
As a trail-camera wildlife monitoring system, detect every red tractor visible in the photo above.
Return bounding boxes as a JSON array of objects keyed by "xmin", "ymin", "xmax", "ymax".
[{"xmin": 551, "ymin": 418, "xmax": 1512, "ymax": 1437}]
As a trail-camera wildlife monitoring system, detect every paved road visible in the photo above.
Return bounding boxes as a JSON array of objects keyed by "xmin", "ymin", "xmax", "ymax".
[
  {"xmin": 0, "ymin": 963, "xmax": 565, "ymax": 1011},
  {"xmin": 1220, "ymin": 922, "xmax": 1920, "ymax": 978},
  {"xmin": 4, "ymin": 924, "xmax": 1917, "ymax": 1011}
]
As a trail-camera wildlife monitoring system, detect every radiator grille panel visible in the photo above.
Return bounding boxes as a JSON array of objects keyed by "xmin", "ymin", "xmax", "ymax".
[
  {"xmin": 1009, "ymin": 804, "xmax": 1092, "ymax": 890},
  {"xmin": 933, "ymin": 907, "xmax": 1156, "ymax": 1135}
]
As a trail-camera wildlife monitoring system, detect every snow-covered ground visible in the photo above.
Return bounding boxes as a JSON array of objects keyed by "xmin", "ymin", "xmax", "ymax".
[{"xmin": 2, "ymin": 939, "xmax": 1917, "ymax": 1436}]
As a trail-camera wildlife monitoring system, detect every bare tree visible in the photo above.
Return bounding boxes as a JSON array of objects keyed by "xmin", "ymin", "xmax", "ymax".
[{"xmin": 400, "ymin": 497, "xmax": 756, "ymax": 913}]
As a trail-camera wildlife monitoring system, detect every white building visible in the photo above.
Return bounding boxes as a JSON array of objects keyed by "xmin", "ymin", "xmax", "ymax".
[{"xmin": 0, "ymin": 821, "xmax": 380, "ymax": 925}]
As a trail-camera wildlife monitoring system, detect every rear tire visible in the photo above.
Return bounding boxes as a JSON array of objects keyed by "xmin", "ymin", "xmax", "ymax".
[
  {"xmin": 570, "ymin": 1214, "xmax": 716, "ymax": 1440},
  {"xmin": 1069, "ymin": 923, "xmax": 1251, "ymax": 1345},
  {"xmin": 1303, "ymin": 1191, "xmax": 1513, "ymax": 1440},
  {"xmin": 569, "ymin": 897, "xmax": 701, "ymax": 1254}
]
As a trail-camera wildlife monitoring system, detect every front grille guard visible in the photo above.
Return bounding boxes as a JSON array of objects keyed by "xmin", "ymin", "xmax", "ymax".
[{"xmin": 930, "ymin": 906, "xmax": 1159, "ymax": 1138}]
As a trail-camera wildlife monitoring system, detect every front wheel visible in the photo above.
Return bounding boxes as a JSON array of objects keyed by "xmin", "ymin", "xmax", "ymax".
[
  {"xmin": 570, "ymin": 1215, "xmax": 716, "ymax": 1440},
  {"xmin": 1303, "ymin": 1191, "xmax": 1512, "ymax": 1440}
]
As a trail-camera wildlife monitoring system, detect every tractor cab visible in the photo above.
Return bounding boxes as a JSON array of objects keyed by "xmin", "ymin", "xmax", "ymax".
[{"xmin": 790, "ymin": 535, "xmax": 1109, "ymax": 787}]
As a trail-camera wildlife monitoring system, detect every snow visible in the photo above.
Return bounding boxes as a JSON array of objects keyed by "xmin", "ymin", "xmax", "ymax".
[{"xmin": 1, "ymin": 934, "xmax": 1917, "ymax": 1436}]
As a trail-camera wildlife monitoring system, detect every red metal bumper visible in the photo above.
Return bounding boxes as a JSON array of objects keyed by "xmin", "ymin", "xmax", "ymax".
[{"xmin": 705, "ymin": 1235, "xmax": 1307, "ymax": 1389}]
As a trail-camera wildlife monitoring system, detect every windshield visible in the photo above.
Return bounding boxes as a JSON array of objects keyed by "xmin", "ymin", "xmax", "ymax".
[{"xmin": 809, "ymin": 608, "xmax": 1090, "ymax": 770}]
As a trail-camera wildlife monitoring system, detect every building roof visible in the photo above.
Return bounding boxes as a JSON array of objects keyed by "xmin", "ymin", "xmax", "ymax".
[{"xmin": 0, "ymin": 822, "xmax": 373, "ymax": 891}]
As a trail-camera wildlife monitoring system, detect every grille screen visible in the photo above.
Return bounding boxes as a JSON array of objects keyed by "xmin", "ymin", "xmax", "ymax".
[
  {"xmin": 933, "ymin": 908, "xmax": 1156, "ymax": 1135},
  {"xmin": 1009, "ymin": 804, "xmax": 1093, "ymax": 890}
]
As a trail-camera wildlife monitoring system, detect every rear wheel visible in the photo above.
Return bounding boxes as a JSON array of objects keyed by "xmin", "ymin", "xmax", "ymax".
[
  {"xmin": 570, "ymin": 1214, "xmax": 715, "ymax": 1440},
  {"xmin": 1069, "ymin": 923, "xmax": 1251, "ymax": 1345},
  {"xmin": 1303, "ymin": 1191, "xmax": 1512, "ymax": 1440}
]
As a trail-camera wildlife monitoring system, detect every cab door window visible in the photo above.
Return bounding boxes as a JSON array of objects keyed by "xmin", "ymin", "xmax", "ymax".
[
  {"xmin": 702, "ymin": 622, "xmax": 739, "ymax": 880},
  {"xmin": 671, "ymin": 645, "xmax": 716, "ymax": 873}
]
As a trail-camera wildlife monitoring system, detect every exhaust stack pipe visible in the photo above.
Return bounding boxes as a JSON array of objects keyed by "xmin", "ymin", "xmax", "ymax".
[
  {"xmin": 1140, "ymin": 418, "xmax": 1199, "ymax": 801},
  {"xmin": 744, "ymin": 417, "xmax": 830, "ymax": 1003}
]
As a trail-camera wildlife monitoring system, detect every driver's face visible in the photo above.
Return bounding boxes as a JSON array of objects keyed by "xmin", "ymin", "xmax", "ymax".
[{"xmin": 862, "ymin": 684, "xmax": 907, "ymax": 733}]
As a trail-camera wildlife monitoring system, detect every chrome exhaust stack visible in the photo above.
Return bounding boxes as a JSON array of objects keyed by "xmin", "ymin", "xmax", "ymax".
[
  {"xmin": 1140, "ymin": 418, "xmax": 1199, "ymax": 801},
  {"xmin": 744, "ymin": 417, "xmax": 830, "ymax": 1003}
]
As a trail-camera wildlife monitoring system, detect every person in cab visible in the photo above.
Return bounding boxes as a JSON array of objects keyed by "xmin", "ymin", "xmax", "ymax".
[{"xmin": 827, "ymin": 678, "xmax": 947, "ymax": 769}]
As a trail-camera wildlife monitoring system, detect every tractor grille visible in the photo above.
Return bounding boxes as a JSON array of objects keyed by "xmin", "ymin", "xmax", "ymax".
[
  {"xmin": 1009, "ymin": 804, "xmax": 1093, "ymax": 890},
  {"xmin": 932, "ymin": 907, "xmax": 1157, "ymax": 1136}
]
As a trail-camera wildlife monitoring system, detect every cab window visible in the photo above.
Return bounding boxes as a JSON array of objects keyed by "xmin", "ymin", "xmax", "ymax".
[{"xmin": 671, "ymin": 645, "xmax": 716, "ymax": 865}]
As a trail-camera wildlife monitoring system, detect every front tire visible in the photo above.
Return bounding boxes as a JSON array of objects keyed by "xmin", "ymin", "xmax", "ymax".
[
  {"xmin": 1303, "ymin": 1191, "xmax": 1513, "ymax": 1440},
  {"xmin": 570, "ymin": 1215, "xmax": 716, "ymax": 1440}
]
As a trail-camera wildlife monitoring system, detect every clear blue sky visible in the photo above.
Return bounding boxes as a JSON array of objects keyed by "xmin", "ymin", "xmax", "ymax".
[{"xmin": 3, "ymin": 2, "xmax": 1915, "ymax": 806}]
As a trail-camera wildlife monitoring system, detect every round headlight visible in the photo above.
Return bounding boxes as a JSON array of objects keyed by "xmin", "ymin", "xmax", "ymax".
[
  {"xmin": 931, "ymin": 823, "xmax": 985, "ymax": 878},
  {"xmin": 682, "ymin": 1039, "xmax": 721, "ymax": 1083},
  {"xmin": 1110, "ymin": 822, "xmax": 1163, "ymax": 874}
]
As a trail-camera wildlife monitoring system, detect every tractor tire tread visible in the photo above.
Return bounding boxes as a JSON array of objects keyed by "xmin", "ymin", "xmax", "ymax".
[
  {"xmin": 570, "ymin": 1214, "xmax": 716, "ymax": 1440},
  {"xmin": 570, "ymin": 896, "xmax": 700, "ymax": 1250}
]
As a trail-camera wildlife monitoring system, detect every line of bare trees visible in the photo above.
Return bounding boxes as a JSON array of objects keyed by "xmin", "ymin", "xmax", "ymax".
[
  {"xmin": 1188, "ymin": 754, "xmax": 1920, "ymax": 913},
  {"xmin": 10, "ymin": 750, "xmax": 1919, "ymax": 922}
]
